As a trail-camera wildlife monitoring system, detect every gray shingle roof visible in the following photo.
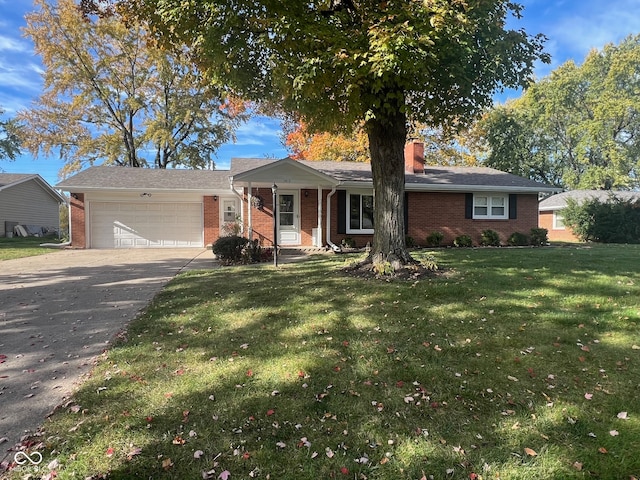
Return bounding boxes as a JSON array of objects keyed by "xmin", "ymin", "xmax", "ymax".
[
  {"xmin": 56, "ymin": 159, "xmax": 557, "ymax": 193},
  {"xmin": 0, "ymin": 173, "xmax": 36, "ymax": 188},
  {"xmin": 539, "ymin": 190, "xmax": 640, "ymax": 210},
  {"xmin": 56, "ymin": 166, "xmax": 234, "ymax": 191}
]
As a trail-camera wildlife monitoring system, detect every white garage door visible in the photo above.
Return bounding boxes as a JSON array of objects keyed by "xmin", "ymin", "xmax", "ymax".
[{"xmin": 90, "ymin": 202, "xmax": 203, "ymax": 248}]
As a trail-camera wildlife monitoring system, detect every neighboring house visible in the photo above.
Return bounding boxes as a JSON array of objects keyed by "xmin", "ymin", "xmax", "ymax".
[
  {"xmin": 0, "ymin": 173, "xmax": 67, "ymax": 237},
  {"xmin": 539, "ymin": 190, "xmax": 640, "ymax": 242},
  {"xmin": 56, "ymin": 142, "xmax": 557, "ymax": 249}
]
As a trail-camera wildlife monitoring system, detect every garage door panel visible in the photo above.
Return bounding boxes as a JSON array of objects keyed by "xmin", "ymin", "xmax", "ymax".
[{"xmin": 90, "ymin": 201, "xmax": 203, "ymax": 248}]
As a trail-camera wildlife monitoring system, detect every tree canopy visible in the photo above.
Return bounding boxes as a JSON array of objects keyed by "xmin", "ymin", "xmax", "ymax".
[
  {"xmin": 480, "ymin": 34, "xmax": 640, "ymax": 190},
  {"xmin": 107, "ymin": 0, "xmax": 547, "ymax": 270},
  {"xmin": 0, "ymin": 109, "xmax": 21, "ymax": 161},
  {"xmin": 18, "ymin": 0, "xmax": 246, "ymax": 175}
]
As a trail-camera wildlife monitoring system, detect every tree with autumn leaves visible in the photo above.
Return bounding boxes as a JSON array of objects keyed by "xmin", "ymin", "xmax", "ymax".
[
  {"xmin": 17, "ymin": 0, "xmax": 246, "ymax": 176},
  {"xmin": 86, "ymin": 0, "xmax": 547, "ymax": 271}
]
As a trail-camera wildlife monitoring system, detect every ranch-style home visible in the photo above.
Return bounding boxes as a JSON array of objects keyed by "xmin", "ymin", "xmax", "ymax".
[
  {"xmin": 539, "ymin": 190, "xmax": 640, "ymax": 242},
  {"xmin": 56, "ymin": 142, "xmax": 557, "ymax": 249}
]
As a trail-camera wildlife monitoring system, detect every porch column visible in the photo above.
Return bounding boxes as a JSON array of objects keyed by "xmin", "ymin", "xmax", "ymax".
[
  {"xmin": 247, "ymin": 182, "xmax": 253, "ymax": 240},
  {"xmin": 317, "ymin": 185, "xmax": 323, "ymax": 247}
]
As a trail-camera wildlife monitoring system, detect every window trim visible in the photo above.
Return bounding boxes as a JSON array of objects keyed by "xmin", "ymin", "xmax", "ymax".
[
  {"xmin": 553, "ymin": 211, "xmax": 565, "ymax": 230},
  {"xmin": 472, "ymin": 193, "xmax": 509, "ymax": 220},
  {"xmin": 346, "ymin": 190, "xmax": 375, "ymax": 234}
]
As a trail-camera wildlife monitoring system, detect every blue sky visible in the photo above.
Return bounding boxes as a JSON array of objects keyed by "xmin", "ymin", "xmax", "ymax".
[{"xmin": 1, "ymin": 0, "xmax": 640, "ymax": 187}]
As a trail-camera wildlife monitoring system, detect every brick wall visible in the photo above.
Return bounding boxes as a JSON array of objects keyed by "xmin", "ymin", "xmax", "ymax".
[
  {"xmin": 245, "ymin": 189, "xmax": 277, "ymax": 246},
  {"xmin": 539, "ymin": 210, "xmax": 580, "ymax": 242},
  {"xmin": 203, "ymin": 196, "xmax": 219, "ymax": 246},
  {"xmin": 70, "ymin": 193, "xmax": 86, "ymax": 248},
  {"xmin": 406, "ymin": 192, "xmax": 541, "ymax": 246}
]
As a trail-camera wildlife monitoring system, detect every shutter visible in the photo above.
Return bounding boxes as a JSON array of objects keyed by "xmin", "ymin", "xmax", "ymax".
[
  {"xmin": 404, "ymin": 192, "xmax": 409, "ymax": 234},
  {"xmin": 465, "ymin": 193, "xmax": 473, "ymax": 219},
  {"xmin": 337, "ymin": 190, "xmax": 346, "ymax": 234},
  {"xmin": 509, "ymin": 194, "xmax": 517, "ymax": 219}
]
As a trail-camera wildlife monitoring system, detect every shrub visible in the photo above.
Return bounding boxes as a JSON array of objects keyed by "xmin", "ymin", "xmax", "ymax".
[
  {"xmin": 426, "ymin": 231, "xmax": 444, "ymax": 247},
  {"xmin": 529, "ymin": 228, "xmax": 548, "ymax": 246},
  {"xmin": 563, "ymin": 196, "xmax": 640, "ymax": 243},
  {"xmin": 453, "ymin": 234, "xmax": 473, "ymax": 247},
  {"xmin": 341, "ymin": 237, "xmax": 356, "ymax": 248},
  {"xmin": 405, "ymin": 235, "xmax": 416, "ymax": 248},
  {"xmin": 212, "ymin": 235, "xmax": 249, "ymax": 264},
  {"xmin": 480, "ymin": 229, "xmax": 500, "ymax": 246},
  {"xmin": 507, "ymin": 232, "xmax": 529, "ymax": 246}
]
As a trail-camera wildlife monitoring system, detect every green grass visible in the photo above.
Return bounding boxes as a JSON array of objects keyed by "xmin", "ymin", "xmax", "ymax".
[
  {"xmin": 8, "ymin": 245, "xmax": 640, "ymax": 480},
  {"xmin": 0, "ymin": 236, "xmax": 64, "ymax": 260}
]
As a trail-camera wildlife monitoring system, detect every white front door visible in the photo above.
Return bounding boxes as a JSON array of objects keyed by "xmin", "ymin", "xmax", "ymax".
[{"xmin": 277, "ymin": 191, "xmax": 300, "ymax": 245}]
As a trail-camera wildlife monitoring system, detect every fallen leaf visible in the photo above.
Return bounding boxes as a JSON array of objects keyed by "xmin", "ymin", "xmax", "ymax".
[
  {"xmin": 326, "ymin": 447, "xmax": 335, "ymax": 458},
  {"xmin": 524, "ymin": 447, "xmax": 537, "ymax": 457},
  {"xmin": 340, "ymin": 466, "xmax": 349, "ymax": 475},
  {"xmin": 572, "ymin": 461, "xmax": 583, "ymax": 471},
  {"xmin": 617, "ymin": 411, "xmax": 628, "ymax": 420},
  {"xmin": 194, "ymin": 450, "xmax": 204, "ymax": 459},
  {"xmin": 106, "ymin": 447, "xmax": 114, "ymax": 457},
  {"xmin": 507, "ymin": 375, "xmax": 519, "ymax": 382},
  {"xmin": 218, "ymin": 470, "xmax": 231, "ymax": 479},
  {"xmin": 127, "ymin": 447, "xmax": 142, "ymax": 460},
  {"xmin": 584, "ymin": 393, "xmax": 593, "ymax": 400},
  {"xmin": 276, "ymin": 441, "xmax": 286, "ymax": 449},
  {"xmin": 598, "ymin": 447, "xmax": 608, "ymax": 454},
  {"xmin": 609, "ymin": 430, "xmax": 619, "ymax": 436},
  {"xmin": 162, "ymin": 458, "xmax": 174, "ymax": 470},
  {"xmin": 266, "ymin": 409, "xmax": 275, "ymax": 416}
]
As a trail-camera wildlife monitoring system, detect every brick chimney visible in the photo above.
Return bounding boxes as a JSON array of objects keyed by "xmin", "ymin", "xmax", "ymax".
[{"xmin": 404, "ymin": 140, "xmax": 424, "ymax": 174}]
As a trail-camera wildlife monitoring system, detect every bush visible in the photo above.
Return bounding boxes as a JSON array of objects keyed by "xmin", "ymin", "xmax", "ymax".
[
  {"xmin": 405, "ymin": 236, "xmax": 416, "ymax": 248},
  {"xmin": 426, "ymin": 231, "xmax": 444, "ymax": 247},
  {"xmin": 480, "ymin": 229, "xmax": 500, "ymax": 246},
  {"xmin": 453, "ymin": 234, "xmax": 473, "ymax": 247},
  {"xmin": 341, "ymin": 237, "xmax": 356, "ymax": 248},
  {"xmin": 507, "ymin": 232, "xmax": 529, "ymax": 246},
  {"xmin": 563, "ymin": 196, "xmax": 640, "ymax": 243},
  {"xmin": 529, "ymin": 228, "xmax": 548, "ymax": 246}
]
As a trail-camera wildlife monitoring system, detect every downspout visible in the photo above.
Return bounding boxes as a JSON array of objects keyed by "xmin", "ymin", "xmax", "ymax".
[
  {"xmin": 229, "ymin": 177, "xmax": 245, "ymax": 235},
  {"xmin": 325, "ymin": 185, "xmax": 340, "ymax": 252}
]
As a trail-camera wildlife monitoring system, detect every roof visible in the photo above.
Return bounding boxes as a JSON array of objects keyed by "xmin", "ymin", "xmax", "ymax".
[
  {"xmin": 539, "ymin": 190, "xmax": 640, "ymax": 211},
  {"xmin": 56, "ymin": 166, "xmax": 233, "ymax": 192},
  {"xmin": 56, "ymin": 159, "xmax": 557, "ymax": 194},
  {"xmin": 0, "ymin": 173, "xmax": 67, "ymax": 203}
]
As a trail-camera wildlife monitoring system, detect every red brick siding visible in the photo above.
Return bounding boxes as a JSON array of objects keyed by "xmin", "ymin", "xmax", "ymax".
[
  {"xmin": 244, "ymin": 189, "xmax": 277, "ymax": 246},
  {"xmin": 406, "ymin": 192, "xmax": 540, "ymax": 246},
  {"xmin": 203, "ymin": 196, "xmax": 219, "ymax": 246},
  {"xmin": 70, "ymin": 193, "xmax": 86, "ymax": 248},
  {"xmin": 539, "ymin": 210, "xmax": 580, "ymax": 242},
  {"xmin": 232, "ymin": 189, "xmax": 543, "ymax": 248}
]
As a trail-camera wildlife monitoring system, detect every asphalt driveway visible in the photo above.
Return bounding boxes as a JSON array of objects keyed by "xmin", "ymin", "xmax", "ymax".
[{"xmin": 0, "ymin": 248, "xmax": 213, "ymax": 463}]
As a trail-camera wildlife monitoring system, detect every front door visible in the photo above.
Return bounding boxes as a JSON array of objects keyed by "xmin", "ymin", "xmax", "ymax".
[{"xmin": 277, "ymin": 191, "xmax": 300, "ymax": 245}]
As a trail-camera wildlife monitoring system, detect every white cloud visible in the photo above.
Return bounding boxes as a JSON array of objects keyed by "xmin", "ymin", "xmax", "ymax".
[{"xmin": 0, "ymin": 35, "xmax": 30, "ymax": 53}]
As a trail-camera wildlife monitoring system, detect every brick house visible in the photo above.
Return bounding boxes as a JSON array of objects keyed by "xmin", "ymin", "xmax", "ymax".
[
  {"xmin": 56, "ymin": 142, "xmax": 556, "ymax": 249},
  {"xmin": 539, "ymin": 190, "xmax": 640, "ymax": 242}
]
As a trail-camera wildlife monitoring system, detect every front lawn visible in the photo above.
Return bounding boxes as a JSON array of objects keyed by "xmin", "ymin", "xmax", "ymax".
[
  {"xmin": 7, "ymin": 245, "xmax": 640, "ymax": 479},
  {"xmin": 0, "ymin": 236, "xmax": 64, "ymax": 260}
]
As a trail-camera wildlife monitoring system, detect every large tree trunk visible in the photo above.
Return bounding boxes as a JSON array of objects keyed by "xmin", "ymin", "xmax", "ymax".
[{"xmin": 365, "ymin": 109, "xmax": 416, "ymax": 271}]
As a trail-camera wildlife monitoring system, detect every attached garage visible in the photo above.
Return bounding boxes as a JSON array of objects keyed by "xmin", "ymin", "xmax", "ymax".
[{"xmin": 89, "ymin": 201, "xmax": 203, "ymax": 248}]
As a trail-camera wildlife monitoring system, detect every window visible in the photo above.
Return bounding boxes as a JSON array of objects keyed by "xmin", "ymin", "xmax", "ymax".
[
  {"xmin": 347, "ymin": 193, "xmax": 374, "ymax": 233},
  {"xmin": 553, "ymin": 212, "xmax": 565, "ymax": 230},
  {"xmin": 473, "ymin": 195, "xmax": 508, "ymax": 219},
  {"xmin": 222, "ymin": 200, "xmax": 237, "ymax": 223}
]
